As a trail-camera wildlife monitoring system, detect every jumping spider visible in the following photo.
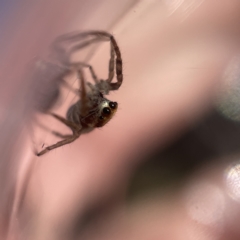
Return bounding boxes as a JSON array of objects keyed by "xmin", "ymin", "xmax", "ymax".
[{"xmin": 36, "ymin": 31, "xmax": 122, "ymax": 156}]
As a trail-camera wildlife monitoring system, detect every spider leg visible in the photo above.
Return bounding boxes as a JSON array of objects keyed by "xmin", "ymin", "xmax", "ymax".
[
  {"xmin": 61, "ymin": 79, "xmax": 80, "ymax": 95},
  {"xmin": 52, "ymin": 30, "xmax": 123, "ymax": 91},
  {"xmin": 53, "ymin": 30, "xmax": 111, "ymax": 47},
  {"xmin": 36, "ymin": 120, "xmax": 76, "ymax": 139},
  {"xmin": 80, "ymin": 32, "xmax": 123, "ymax": 89},
  {"xmin": 53, "ymin": 37, "xmax": 108, "ymax": 65},
  {"xmin": 53, "ymin": 31, "xmax": 102, "ymax": 45},
  {"xmin": 71, "ymin": 31, "xmax": 123, "ymax": 89},
  {"xmin": 52, "ymin": 132, "xmax": 74, "ymax": 139},
  {"xmin": 53, "ymin": 31, "xmax": 113, "ymax": 66},
  {"xmin": 69, "ymin": 37, "xmax": 108, "ymax": 57},
  {"xmin": 71, "ymin": 61, "xmax": 99, "ymax": 84},
  {"xmin": 35, "ymin": 113, "xmax": 82, "ymax": 156},
  {"xmin": 77, "ymin": 70, "xmax": 89, "ymax": 116},
  {"xmin": 77, "ymin": 32, "xmax": 122, "ymax": 92},
  {"xmin": 107, "ymin": 41, "xmax": 115, "ymax": 83},
  {"xmin": 60, "ymin": 61, "xmax": 99, "ymax": 97},
  {"xmin": 49, "ymin": 112, "xmax": 81, "ymax": 132},
  {"xmin": 108, "ymin": 36, "xmax": 123, "ymax": 91},
  {"xmin": 75, "ymin": 34, "xmax": 123, "ymax": 93},
  {"xmin": 64, "ymin": 61, "xmax": 99, "ymax": 115},
  {"xmin": 36, "ymin": 134, "xmax": 79, "ymax": 156}
]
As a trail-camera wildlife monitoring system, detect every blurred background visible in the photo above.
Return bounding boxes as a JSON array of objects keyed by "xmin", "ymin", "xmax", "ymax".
[{"xmin": 1, "ymin": 0, "xmax": 240, "ymax": 239}]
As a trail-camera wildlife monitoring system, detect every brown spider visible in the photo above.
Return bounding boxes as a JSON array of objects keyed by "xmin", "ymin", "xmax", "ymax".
[{"xmin": 36, "ymin": 31, "xmax": 123, "ymax": 156}]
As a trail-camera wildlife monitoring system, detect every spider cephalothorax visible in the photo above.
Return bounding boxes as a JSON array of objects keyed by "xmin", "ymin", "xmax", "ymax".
[
  {"xmin": 36, "ymin": 31, "xmax": 122, "ymax": 156},
  {"xmin": 67, "ymin": 94, "xmax": 118, "ymax": 130}
]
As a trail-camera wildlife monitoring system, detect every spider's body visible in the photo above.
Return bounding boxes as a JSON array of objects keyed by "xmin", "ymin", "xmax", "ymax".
[
  {"xmin": 67, "ymin": 96, "xmax": 118, "ymax": 131},
  {"xmin": 36, "ymin": 31, "xmax": 122, "ymax": 156}
]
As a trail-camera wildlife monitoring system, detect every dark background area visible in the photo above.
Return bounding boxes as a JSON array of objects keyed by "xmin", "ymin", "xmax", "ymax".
[{"xmin": 128, "ymin": 108, "xmax": 240, "ymax": 199}]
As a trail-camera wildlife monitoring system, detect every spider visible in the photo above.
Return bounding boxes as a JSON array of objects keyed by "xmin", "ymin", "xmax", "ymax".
[{"xmin": 36, "ymin": 31, "xmax": 123, "ymax": 156}]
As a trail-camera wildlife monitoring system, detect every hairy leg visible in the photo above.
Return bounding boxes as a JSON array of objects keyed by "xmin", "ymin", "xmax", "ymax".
[{"xmin": 36, "ymin": 134, "xmax": 79, "ymax": 156}]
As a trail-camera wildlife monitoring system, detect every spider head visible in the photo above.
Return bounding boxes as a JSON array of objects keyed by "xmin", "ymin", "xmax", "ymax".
[{"xmin": 96, "ymin": 100, "xmax": 118, "ymax": 127}]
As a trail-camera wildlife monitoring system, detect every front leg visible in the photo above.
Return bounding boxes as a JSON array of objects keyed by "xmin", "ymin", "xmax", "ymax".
[
  {"xmin": 35, "ymin": 120, "xmax": 75, "ymax": 139},
  {"xmin": 36, "ymin": 133, "xmax": 79, "ymax": 156},
  {"xmin": 35, "ymin": 112, "xmax": 82, "ymax": 156},
  {"xmin": 49, "ymin": 112, "xmax": 81, "ymax": 132}
]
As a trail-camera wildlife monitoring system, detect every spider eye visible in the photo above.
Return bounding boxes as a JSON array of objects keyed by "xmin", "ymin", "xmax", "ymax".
[
  {"xmin": 99, "ymin": 116, "xmax": 104, "ymax": 120},
  {"xmin": 102, "ymin": 107, "xmax": 111, "ymax": 115},
  {"xmin": 109, "ymin": 102, "xmax": 117, "ymax": 109}
]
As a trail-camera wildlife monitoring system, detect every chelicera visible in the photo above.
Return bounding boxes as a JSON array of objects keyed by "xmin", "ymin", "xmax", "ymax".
[{"xmin": 36, "ymin": 31, "xmax": 123, "ymax": 156}]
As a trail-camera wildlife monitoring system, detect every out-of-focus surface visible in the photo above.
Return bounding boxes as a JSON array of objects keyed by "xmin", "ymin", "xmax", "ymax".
[{"xmin": 2, "ymin": 0, "xmax": 240, "ymax": 240}]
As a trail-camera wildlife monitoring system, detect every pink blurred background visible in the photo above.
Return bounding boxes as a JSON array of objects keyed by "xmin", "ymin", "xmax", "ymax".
[{"xmin": 2, "ymin": 0, "xmax": 240, "ymax": 239}]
